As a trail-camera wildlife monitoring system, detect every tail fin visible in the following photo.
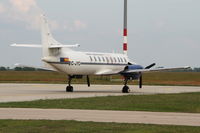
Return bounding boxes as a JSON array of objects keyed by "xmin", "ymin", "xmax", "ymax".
[{"xmin": 41, "ymin": 14, "xmax": 61, "ymax": 57}]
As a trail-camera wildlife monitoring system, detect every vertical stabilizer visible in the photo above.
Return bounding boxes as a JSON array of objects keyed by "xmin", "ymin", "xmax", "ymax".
[
  {"xmin": 123, "ymin": 0, "xmax": 128, "ymax": 55},
  {"xmin": 41, "ymin": 14, "xmax": 60, "ymax": 57}
]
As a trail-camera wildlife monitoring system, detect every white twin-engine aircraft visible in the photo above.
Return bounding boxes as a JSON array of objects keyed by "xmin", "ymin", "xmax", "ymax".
[{"xmin": 12, "ymin": 0, "xmax": 189, "ymax": 93}]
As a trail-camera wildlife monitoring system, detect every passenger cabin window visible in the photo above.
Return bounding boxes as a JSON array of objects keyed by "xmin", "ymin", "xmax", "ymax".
[
  {"xmin": 89, "ymin": 56, "xmax": 93, "ymax": 62},
  {"xmin": 120, "ymin": 57, "xmax": 123, "ymax": 63},
  {"xmin": 106, "ymin": 57, "xmax": 109, "ymax": 63},
  {"xmin": 94, "ymin": 56, "xmax": 97, "ymax": 62},
  {"xmin": 123, "ymin": 57, "xmax": 127, "ymax": 63},
  {"xmin": 110, "ymin": 57, "xmax": 113, "ymax": 63},
  {"xmin": 102, "ymin": 57, "xmax": 105, "ymax": 62},
  {"xmin": 118, "ymin": 57, "xmax": 121, "ymax": 63},
  {"xmin": 114, "ymin": 57, "xmax": 117, "ymax": 63},
  {"xmin": 98, "ymin": 56, "xmax": 101, "ymax": 62}
]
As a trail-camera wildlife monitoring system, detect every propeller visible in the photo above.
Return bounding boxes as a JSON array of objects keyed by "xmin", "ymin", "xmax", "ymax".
[
  {"xmin": 139, "ymin": 63, "xmax": 156, "ymax": 89},
  {"xmin": 145, "ymin": 63, "xmax": 156, "ymax": 69}
]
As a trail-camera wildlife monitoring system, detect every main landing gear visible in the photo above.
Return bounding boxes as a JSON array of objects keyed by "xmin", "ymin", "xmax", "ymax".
[
  {"xmin": 66, "ymin": 75, "xmax": 90, "ymax": 92},
  {"xmin": 122, "ymin": 77, "xmax": 130, "ymax": 93},
  {"xmin": 66, "ymin": 75, "xmax": 74, "ymax": 92}
]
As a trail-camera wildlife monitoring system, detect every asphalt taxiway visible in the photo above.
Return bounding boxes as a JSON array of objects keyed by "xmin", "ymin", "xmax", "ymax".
[
  {"xmin": 0, "ymin": 108, "xmax": 200, "ymax": 126},
  {"xmin": 0, "ymin": 83, "xmax": 200, "ymax": 103}
]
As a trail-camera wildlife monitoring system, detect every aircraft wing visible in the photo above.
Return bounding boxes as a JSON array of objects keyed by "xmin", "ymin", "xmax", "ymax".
[
  {"xmin": 95, "ymin": 69, "xmax": 120, "ymax": 75},
  {"xmin": 121, "ymin": 66, "xmax": 190, "ymax": 74}
]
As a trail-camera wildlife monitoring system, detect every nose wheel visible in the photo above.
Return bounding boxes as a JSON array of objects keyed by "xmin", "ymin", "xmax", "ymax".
[{"xmin": 122, "ymin": 85, "xmax": 130, "ymax": 93}]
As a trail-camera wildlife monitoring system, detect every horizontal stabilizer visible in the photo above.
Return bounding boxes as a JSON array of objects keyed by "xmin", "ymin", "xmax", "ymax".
[
  {"xmin": 14, "ymin": 63, "xmax": 57, "ymax": 72},
  {"xmin": 11, "ymin": 44, "xmax": 42, "ymax": 48},
  {"xmin": 49, "ymin": 44, "xmax": 80, "ymax": 49},
  {"xmin": 11, "ymin": 43, "xmax": 80, "ymax": 48}
]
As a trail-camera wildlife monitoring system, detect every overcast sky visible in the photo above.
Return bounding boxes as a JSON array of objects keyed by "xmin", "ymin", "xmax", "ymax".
[{"xmin": 0, "ymin": 0, "xmax": 199, "ymax": 68}]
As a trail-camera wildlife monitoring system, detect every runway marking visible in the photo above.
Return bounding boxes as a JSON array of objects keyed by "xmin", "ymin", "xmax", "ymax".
[{"xmin": 0, "ymin": 108, "xmax": 200, "ymax": 126}]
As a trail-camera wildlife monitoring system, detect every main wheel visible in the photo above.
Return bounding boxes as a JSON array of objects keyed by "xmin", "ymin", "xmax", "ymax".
[
  {"xmin": 66, "ymin": 86, "xmax": 74, "ymax": 92},
  {"xmin": 122, "ymin": 86, "xmax": 130, "ymax": 93}
]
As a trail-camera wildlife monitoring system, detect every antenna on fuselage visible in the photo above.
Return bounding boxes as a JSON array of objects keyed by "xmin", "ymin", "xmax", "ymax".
[{"xmin": 123, "ymin": 0, "xmax": 128, "ymax": 55}]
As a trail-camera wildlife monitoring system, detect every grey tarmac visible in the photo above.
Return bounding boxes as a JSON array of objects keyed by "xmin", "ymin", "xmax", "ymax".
[
  {"xmin": 0, "ymin": 83, "xmax": 200, "ymax": 103},
  {"xmin": 0, "ymin": 108, "xmax": 200, "ymax": 126}
]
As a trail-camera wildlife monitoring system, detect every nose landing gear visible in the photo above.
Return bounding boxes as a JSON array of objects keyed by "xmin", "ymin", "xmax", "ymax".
[{"xmin": 122, "ymin": 77, "xmax": 130, "ymax": 93}]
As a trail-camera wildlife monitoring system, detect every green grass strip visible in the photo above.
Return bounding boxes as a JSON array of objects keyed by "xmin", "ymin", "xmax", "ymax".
[
  {"xmin": 0, "ymin": 120, "xmax": 200, "ymax": 133},
  {"xmin": 0, "ymin": 71, "xmax": 200, "ymax": 86},
  {"xmin": 0, "ymin": 93, "xmax": 200, "ymax": 113}
]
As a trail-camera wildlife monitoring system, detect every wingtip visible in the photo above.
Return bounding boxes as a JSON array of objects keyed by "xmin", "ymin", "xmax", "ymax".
[
  {"xmin": 14, "ymin": 63, "xmax": 21, "ymax": 67},
  {"xmin": 40, "ymin": 14, "xmax": 46, "ymax": 17},
  {"xmin": 10, "ymin": 43, "xmax": 16, "ymax": 46},
  {"xmin": 75, "ymin": 44, "xmax": 81, "ymax": 47},
  {"xmin": 184, "ymin": 66, "xmax": 191, "ymax": 69}
]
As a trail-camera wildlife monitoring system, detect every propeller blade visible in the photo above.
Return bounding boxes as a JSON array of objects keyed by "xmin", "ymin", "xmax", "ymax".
[
  {"xmin": 87, "ymin": 75, "xmax": 90, "ymax": 87},
  {"xmin": 128, "ymin": 62, "xmax": 132, "ymax": 65},
  {"xmin": 145, "ymin": 63, "xmax": 156, "ymax": 69},
  {"xmin": 139, "ymin": 74, "xmax": 142, "ymax": 89}
]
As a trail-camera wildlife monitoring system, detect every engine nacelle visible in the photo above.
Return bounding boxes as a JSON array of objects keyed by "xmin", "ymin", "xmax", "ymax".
[
  {"xmin": 72, "ymin": 75, "xmax": 83, "ymax": 79},
  {"xmin": 122, "ymin": 64, "xmax": 143, "ymax": 80},
  {"xmin": 124, "ymin": 64, "xmax": 144, "ymax": 71}
]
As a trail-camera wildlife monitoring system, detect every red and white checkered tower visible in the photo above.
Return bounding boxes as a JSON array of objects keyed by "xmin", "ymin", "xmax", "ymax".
[{"xmin": 123, "ymin": 0, "xmax": 128, "ymax": 55}]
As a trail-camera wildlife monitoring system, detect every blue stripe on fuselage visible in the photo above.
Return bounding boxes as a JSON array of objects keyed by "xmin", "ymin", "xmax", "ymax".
[{"xmin": 47, "ymin": 61, "xmax": 128, "ymax": 66}]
